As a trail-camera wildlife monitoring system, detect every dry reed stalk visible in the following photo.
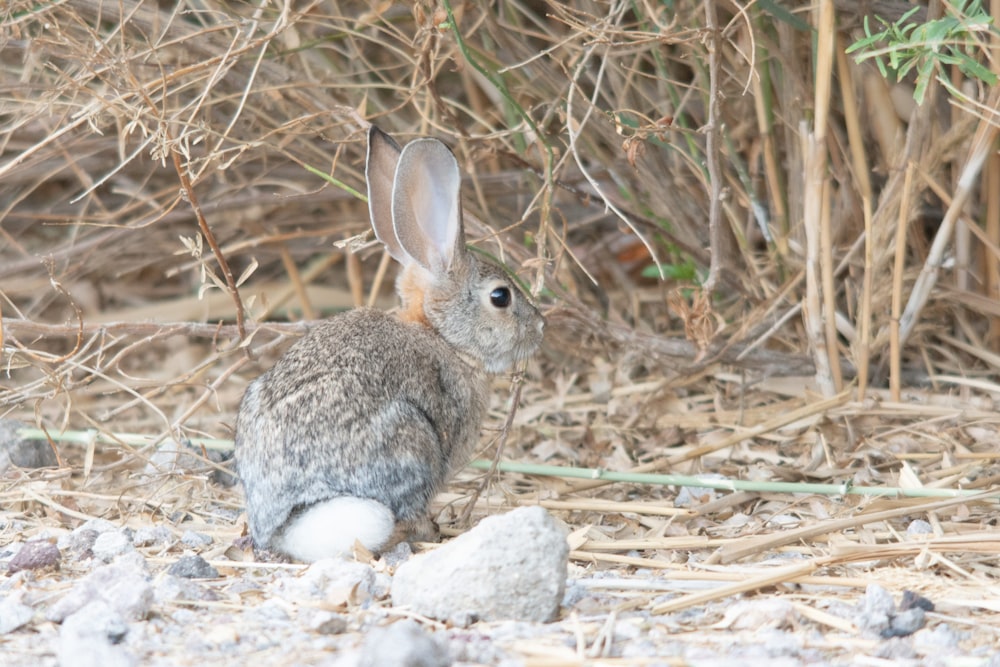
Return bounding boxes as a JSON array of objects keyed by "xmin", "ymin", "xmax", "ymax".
[
  {"xmin": 835, "ymin": 34, "xmax": 875, "ymax": 397},
  {"xmin": 802, "ymin": 67, "xmax": 835, "ymax": 396},
  {"xmin": 899, "ymin": 87, "xmax": 1000, "ymax": 344},
  {"xmin": 717, "ymin": 491, "xmax": 999, "ymax": 564},
  {"xmin": 702, "ymin": 0, "xmax": 723, "ymax": 291},
  {"xmin": 651, "ymin": 558, "xmax": 826, "ymax": 614},
  {"xmin": 988, "ymin": 0, "xmax": 1000, "ymax": 345},
  {"xmin": 890, "ymin": 163, "xmax": 916, "ymax": 402},
  {"xmin": 987, "ymin": 153, "xmax": 1000, "ymax": 345},
  {"xmin": 277, "ymin": 244, "xmax": 316, "ymax": 321},
  {"xmin": 817, "ymin": 1, "xmax": 843, "ymax": 393}
]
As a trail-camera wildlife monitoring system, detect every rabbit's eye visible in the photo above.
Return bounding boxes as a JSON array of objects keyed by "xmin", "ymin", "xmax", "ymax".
[{"xmin": 489, "ymin": 286, "xmax": 512, "ymax": 309}]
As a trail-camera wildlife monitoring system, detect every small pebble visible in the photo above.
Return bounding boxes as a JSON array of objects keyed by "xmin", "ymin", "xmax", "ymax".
[
  {"xmin": 74, "ymin": 519, "xmax": 119, "ymax": 535},
  {"xmin": 854, "ymin": 583, "xmax": 895, "ymax": 635},
  {"xmin": 900, "ymin": 589, "xmax": 934, "ymax": 612},
  {"xmin": 882, "ymin": 607, "xmax": 926, "ymax": 638},
  {"xmin": 0, "ymin": 419, "xmax": 58, "ymax": 471},
  {"xmin": 914, "ymin": 622, "xmax": 963, "ymax": 649},
  {"xmin": 874, "ymin": 636, "xmax": 918, "ymax": 660},
  {"xmin": 58, "ymin": 600, "xmax": 136, "ymax": 667},
  {"xmin": 358, "ymin": 620, "xmax": 451, "ymax": 667},
  {"xmin": 272, "ymin": 559, "xmax": 376, "ymax": 603},
  {"xmin": 58, "ymin": 529, "xmax": 100, "ymax": 560},
  {"xmin": 61, "ymin": 600, "xmax": 128, "ymax": 643},
  {"xmin": 48, "ymin": 555, "xmax": 153, "ymax": 623},
  {"xmin": 0, "ymin": 595, "xmax": 35, "ymax": 634},
  {"xmin": 132, "ymin": 526, "xmax": 174, "ymax": 548},
  {"xmin": 308, "ymin": 610, "xmax": 348, "ymax": 635},
  {"xmin": 92, "ymin": 531, "xmax": 135, "ymax": 563},
  {"xmin": 674, "ymin": 485, "xmax": 718, "ymax": 507},
  {"xmin": 180, "ymin": 530, "xmax": 212, "ymax": 549},
  {"xmin": 167, "ymin": 554, "xmax": 218, "ymax": 579},
  {"xmin": 154, "ymin": 574, "xmax": 221, "ymax": 603},
  {"xmin": 720, "ymin": 598, "xmax": 798, "ymax": 631},
  {"xmin": 378, "ymin": 540, "xmax": 414, "ymax": 568},
  {"xmin": 7, "ymin": 540, "xmax": 61, "ymax": 575},
  {"xmin": 906, "ymin": 519, "xmax": 934, "ymax": 536}
]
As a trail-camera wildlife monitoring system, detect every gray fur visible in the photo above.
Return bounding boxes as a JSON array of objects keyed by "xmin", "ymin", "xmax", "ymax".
[{"xmin": 234, "ymin": 127, "xmax": 545, "ymax": 555}]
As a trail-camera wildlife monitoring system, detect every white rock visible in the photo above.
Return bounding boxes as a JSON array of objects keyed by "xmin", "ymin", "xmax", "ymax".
[
  {"xmin": 358, "ymin": 620, "xmax": 450, "ymax": 667},
  {"xmin": 58, "ymin": 600, "xmax": 136, "ymax": 667},
  {"xmin": 0, "ymin": 594, "xmax": 34, "ymax": 634},
  {"xmin": 180, "ymin": 530, "xmax": 212, "ymax": 548},
  {"xmin": 391, "ymin": 506, "xmax": 568, "ymax": 623},
  {"xmin": 132, "ymin": 526, "xmax": 174, "ymax": 548},
  {"xmin": 92, "ymin": 531, "xmax": 135, "ymax": 563},
  {"xmin": 719, "ymin": 598, "xmax": 798, "ymax": 630},
  {"xmin": 271, "ymin": 558, "xmax": 377, "ymax": 603},
  {"xmin": 47, "ymin": 557, "xmax": 153, "ymax": 623}
]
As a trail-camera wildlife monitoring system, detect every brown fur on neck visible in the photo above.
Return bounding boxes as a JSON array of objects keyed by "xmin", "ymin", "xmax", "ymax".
[{"xmin": 396, "ymin": 264, "xmax": 431, "ymax": 327}]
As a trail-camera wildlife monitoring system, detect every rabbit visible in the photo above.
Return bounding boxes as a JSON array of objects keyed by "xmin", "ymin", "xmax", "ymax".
[{"xmin": 234, "ymin": 126, "xmax": 545, "ymax": 562}]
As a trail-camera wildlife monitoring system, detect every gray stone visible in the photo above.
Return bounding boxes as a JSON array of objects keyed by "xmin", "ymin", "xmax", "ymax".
[
  {"xmin": 7, "ymin": 540, "xmax": 61, "ymax": 574},
  {"xmin": 92, "ymin": 531, "xmax": 135, "ymax": 563},
  {"xmin": 874, "ymin": 636, "xmax": 918, "ymax": 660},
  {"xmin": 674, "ymin": 485, "xmax": 718, "ymax": 507},
  {"xmin": 884, "ymin": 607, "xmax": 926, "ymax": 638},
  {"xmin": 379, "ymin": 540, "xmax": 414, "ymax": 567},
  {"xmin": 721, "ymin": 598, "xmax": 798, "ymax": 630},
  {"xmin": 0, "ymin": 594, "xmax": 35, "ymax": 634},
  {"xmin": 854, "ymin": 583, "xmax": 896, "ymax": 635},
  {"xmin": 906, "ymin": 519, "xmax": 934, "ymax": 535},
  {"xmin": 180, "ymin": 530, "xmax": 212, "ymax": 548},
  {"xmin": 75, "ymin": 519, "xmax": 119, "ymax": 535},
  {"xmin": 132, "ymin": 526, "xmax": 174, "ymax": 548},
  {"xmin": 391, "ymin": 506, "xmax": 568, "ymax": 623},
  {"xmin": 358, "ymin": 620, "xmax": 451, "ymax": 667},
  {"xmin": 853, "ymin": 584, "xmax": 928, "ymax": 639},
  {"xmin": 48, "ymin": 556, "xmax": 153, "ymax": 623},
  {"xmin": 272, "ymin": 558, "xmax": 377, "ymax": 603},
  {"xmin": 167, "ymin": 554, "xmax": 218, "ymax": 579},
  {"xmin": 915, "ymin": 622, "xmax": 963, "ymax": 649},
  {"xmin": 308, "ymin": 610, "xmax": 348, "ymax": 635},
  {"xmin": 0, "ymin": 419, "xmax": 58, "ymax": 471},
  {"xmin": 154, "ymin": 574, "xmax": 221, "ymax": 603},
  {"xmin": 58, "ymin": 600, "xmax": 136, "ymax": 667},
  {"xmin": 62, "ymin": 600, "xmax": 127, "ymax": 642},
  {"xmin": 59, "ymin": 519, "xmax": 121, "ymax": 562},
  {"xmin": 143, "ymin": 440, "xmax": 218, "ymax": 477},
  {"xmin": 58, "ymin": 529, "xmax": 100, "ymax": 559}
]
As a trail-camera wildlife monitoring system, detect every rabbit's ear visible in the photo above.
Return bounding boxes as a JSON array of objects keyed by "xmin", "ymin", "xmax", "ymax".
[
  {"xmin": 391, "ymin": 138, "xmax": 466, "ymax": 274},
  {"xmin": 366, "ymin": 126, "xmax": 414, "ymax": 265}
]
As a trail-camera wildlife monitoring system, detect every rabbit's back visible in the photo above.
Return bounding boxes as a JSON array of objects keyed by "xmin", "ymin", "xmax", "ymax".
[{"xmin": 235, "ymin": 308, "xmax": 490, "ymax": 548}]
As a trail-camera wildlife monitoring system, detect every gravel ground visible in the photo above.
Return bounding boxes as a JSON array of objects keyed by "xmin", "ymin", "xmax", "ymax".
[{"xmin": 3, "ymin": 508, "xmax": 999, "ymax": 667}]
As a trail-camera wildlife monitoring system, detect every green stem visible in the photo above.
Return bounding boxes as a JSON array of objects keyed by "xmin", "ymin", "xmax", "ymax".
[
  {"xmin": 17, "ymin": 427, "xmax": 232, "ymax": 452},
  {"xmin": 19, "ymin": 427, "xmax": 994, "ymax": 500},
  {"xmin": 467, "ymin": 459, "xmax": 994, "ymax": 499},
  {"xmin": 438, "ymin": 0, "xmax": 554, "ymax": 183}
]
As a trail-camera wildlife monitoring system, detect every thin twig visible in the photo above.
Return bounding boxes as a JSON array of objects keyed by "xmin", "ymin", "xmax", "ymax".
[{"xmin": 702, "ymin": 0, "xmax": 724, "ymax": 291}]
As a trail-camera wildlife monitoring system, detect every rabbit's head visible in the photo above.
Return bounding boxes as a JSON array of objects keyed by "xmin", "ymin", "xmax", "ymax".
[{"xmin": 366, "ymin": 127, "xmax": 544, "ymax": 373}]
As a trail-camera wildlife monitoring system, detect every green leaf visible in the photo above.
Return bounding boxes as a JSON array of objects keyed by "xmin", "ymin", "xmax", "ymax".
[
  {"xmin": 757, "ymin": 0, "xmax": 812, "ymax": 33},
  {"xmin": 641, "ymin": 261, "xmax": 698, "ymax": 281},
  {"xmin": 913, "ymin": 58, "xmax": 937, "ymax": 104},
  {"xmin": 958, "ymin": 56, "xmax": 999, "ymax": 85}
]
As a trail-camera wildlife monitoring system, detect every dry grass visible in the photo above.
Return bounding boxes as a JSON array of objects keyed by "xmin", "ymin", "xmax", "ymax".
[{"xmin": 3, "ymin": 1, "xmax": 1000, "ymax": 661}]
